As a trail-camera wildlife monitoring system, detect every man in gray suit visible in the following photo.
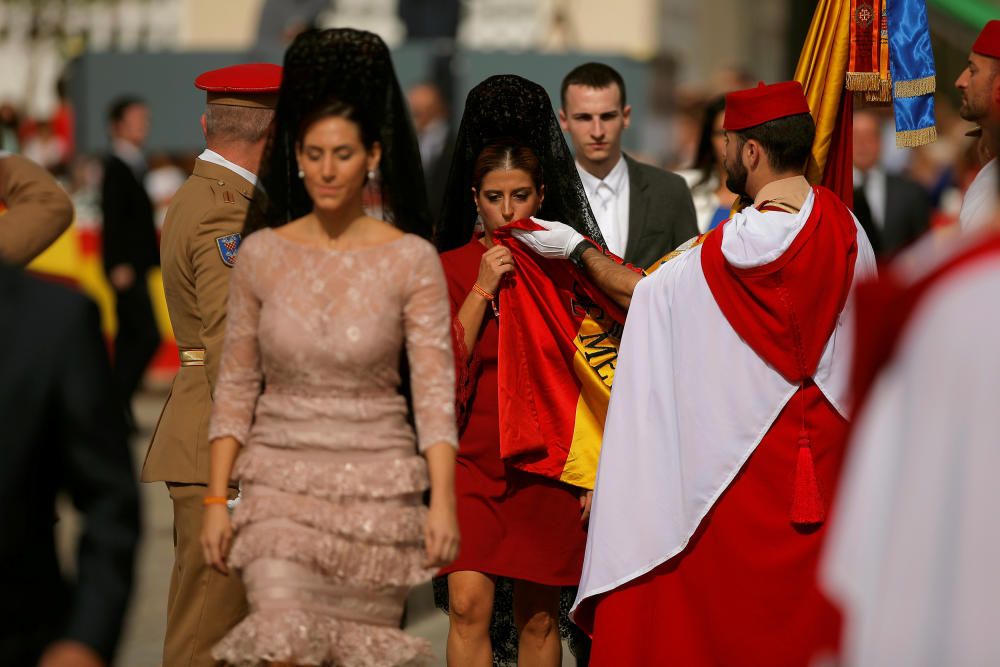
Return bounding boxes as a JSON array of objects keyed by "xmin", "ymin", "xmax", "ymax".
[
  {"xmin": 852, "ymin": 108, "xmax": 931, "ymax": 257},
  {"xmin": 560, "ymin": 62, "xmax": 697, "ymax": 268}
]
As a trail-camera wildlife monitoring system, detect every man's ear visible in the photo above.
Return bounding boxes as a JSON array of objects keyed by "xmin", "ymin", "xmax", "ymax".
[
  {"xmin": 558, "ymin": 108, "xmax": 569, "ymax": 132},
  {"xmin": 200, "ymin": 113, "xmax": 208, "ymax": 140},
  {"xmin": 744, "ymin": 139, "xmax": 761, "ymax": 171},
  {"xmin": 622, "ymin": 104, "xmax": 632, "ymax": 130}
]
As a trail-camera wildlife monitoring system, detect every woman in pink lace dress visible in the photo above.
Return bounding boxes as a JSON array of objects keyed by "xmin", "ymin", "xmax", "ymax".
[{"xmin": 199, "ymin": 29, "xmax": 459, "ymax": 666}]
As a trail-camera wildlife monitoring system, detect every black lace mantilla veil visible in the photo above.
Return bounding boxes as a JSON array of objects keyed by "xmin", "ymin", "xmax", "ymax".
[
  {"xmin": 435, "ymin": 74, "xmax": 606, "ymax": 251},
  {"xmin": 433, "ymin": 74, "xmax": 595, "ymax": 666},
  {"xmin": 244, "ymin": 28, "xmax": 432, "ymax": 238}
]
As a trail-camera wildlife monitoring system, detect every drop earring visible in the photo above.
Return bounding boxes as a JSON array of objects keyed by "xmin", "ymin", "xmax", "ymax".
[
  {"xmin": 297, "ymin": 168, "xmax": 304, "ymax": 179},
  {"xmin": 367, "ymin": 170, "xmax": 377, "ymax": 181}
]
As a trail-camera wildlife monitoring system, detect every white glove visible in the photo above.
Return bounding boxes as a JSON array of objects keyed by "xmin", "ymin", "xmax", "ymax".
[{"xmin": 511, "ymin": 216, "xmax": 586, "ymax": 259}]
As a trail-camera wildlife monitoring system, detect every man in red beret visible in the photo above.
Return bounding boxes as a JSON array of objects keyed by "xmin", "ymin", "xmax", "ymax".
[
  {"xmin": 141, "ymin": 62, "xmax": 280, "ymax": 667},
  {"xmin": 819, "ymin": 96, "xmax": 1000, "ymax": 667},
  {"xmin": 957, "ymin": 20, "xmax": 1000, "ymax": 232},
  {"xmin": 515, "ymin": 80, "xmax": 876, "ymax": 666}
]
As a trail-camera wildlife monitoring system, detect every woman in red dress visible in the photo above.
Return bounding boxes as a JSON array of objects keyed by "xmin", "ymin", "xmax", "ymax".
[{"xmin": 434, "ymin": 75, "xmax": 609, "ymax": 667}]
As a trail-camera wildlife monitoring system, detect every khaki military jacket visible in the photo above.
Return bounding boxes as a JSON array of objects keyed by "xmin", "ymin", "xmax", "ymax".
[
  {"xmin": 143, "ymin": 158, "xmax": 254, "ymax": 484},
  {"xmin": 0, "ymin": 154, "xmax": 74, "ymax": 265}
]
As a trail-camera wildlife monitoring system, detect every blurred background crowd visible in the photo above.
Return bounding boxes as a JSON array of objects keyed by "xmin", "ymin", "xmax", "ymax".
[
  {"xmin": 3, "ymin": 1, "xmax": 989, "ymax": 351},
  {"xmin": 1, "ymin": 0, "xmax": 995, "ymax": 664}
]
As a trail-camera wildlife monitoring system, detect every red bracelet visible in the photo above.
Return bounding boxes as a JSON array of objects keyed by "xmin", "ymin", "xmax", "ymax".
[{"xmin": 472, "ymin": 283, "xmax": 494, "ymax": 301}]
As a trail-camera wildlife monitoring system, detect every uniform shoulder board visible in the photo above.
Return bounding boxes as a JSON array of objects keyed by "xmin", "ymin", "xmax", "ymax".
[{"xmin": 215, "ymin": 232, "xmax": 242, "ymax": 267}]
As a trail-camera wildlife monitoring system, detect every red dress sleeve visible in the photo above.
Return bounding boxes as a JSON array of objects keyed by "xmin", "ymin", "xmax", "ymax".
[{"xmin": 440, "ymin": 246, "xmax": 484, "ymax": 433}]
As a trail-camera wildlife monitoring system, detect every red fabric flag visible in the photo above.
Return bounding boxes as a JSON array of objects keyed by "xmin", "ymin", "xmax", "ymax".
[{"xmin": 491, "ymin": 220, "xmax": 631, "ymax": 489}]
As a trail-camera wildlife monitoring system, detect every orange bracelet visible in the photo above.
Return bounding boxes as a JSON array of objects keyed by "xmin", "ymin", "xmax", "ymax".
[
  {"xmin": 203, "ymin": 495, "xmax": 228, "ymax": 506},
  {"xmin": 472, "ymin": 283, "xmax": 494, "ymax": 301}
]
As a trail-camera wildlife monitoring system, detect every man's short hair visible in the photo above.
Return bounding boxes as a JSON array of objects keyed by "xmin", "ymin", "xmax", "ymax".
[
  {"xmin": 560, "ymin": 62, "xmax": 627, "ymax": 109},
  {"xmin": 107, "ymin": 96, "xmax": 145, "ymax": 124},
  {"xmin": 734, "ymin": 112, "xmax": 816, "ymax": 173},
  {"xmin": 205, "ymin": 103, "xmax": 275, "ymax": 144}
]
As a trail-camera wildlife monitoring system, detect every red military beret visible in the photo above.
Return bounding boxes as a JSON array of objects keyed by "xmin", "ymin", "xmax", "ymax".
[
  {"xmin": 723, "ymin": 81, "xmax": 811, "ymax": 132},
  {"xmin": 195, "ymin": 63, "xmax": 282, "ymax": 109},
  {"xmin": 973, "ymin": 20, "xmax": 1000, "ymax": 59}
]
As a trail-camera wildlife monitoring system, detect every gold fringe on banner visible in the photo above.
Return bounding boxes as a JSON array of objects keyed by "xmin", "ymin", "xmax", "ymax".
[
  {"xmin": 865, "ymin": 78, "xmax": 893, "ymax": 103},
  {"xmin": 896, "ymin": 125, "xmax": 937, "ymax": 148},
  {"xmin": 894, "ymin": 75, "xmax": 936, "ymax": 98},
  {"xmin": 846, "ymin": 71, "xmax": 881, "ymax": 91}
]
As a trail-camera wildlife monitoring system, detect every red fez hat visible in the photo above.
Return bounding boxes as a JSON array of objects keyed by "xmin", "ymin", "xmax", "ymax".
[
  {"xmin": 723, "ymin": 81, "xmax": 811, "ymax": 132},
  {"xmin": 973, "ymin": 20, "xmax": 1000, "ymax": 59},
  {"xmin": 195, "ymin": 63, "xmax": 282, "ymax": 109}
]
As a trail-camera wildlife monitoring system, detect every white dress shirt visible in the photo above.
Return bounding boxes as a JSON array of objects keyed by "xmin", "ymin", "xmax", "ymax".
[
  {"xmin": 853, "ymin": 166, "xmax": 888, "ymax": 229},
  {"xmin": 577, "ymin": 156, "xmax": 630, "ymax": 257},
  {"xmin": 197, "ymin": 148, "xmax": 258, "ymax": 187}
]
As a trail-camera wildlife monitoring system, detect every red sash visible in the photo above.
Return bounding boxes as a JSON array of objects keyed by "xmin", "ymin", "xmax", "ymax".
[{"xmin": 700, "ymin": 186, "xmax": 859, "ymax": 523}]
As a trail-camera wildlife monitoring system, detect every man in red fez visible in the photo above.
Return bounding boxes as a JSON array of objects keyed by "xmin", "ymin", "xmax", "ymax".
[
  {"xmin": 514, "ymin": 80, "xmax": 877, "ymax": 666},
  {"xmin": 142, "ymin": 63, "xmax": 280, "ymax": 667},
  {"xmin": 819, "ymin": 95, "xmax": 1000, "ymax": 667},
  {"xmin": 957, "ymin": 20, "xmax": 1000, "ymax": 232}
]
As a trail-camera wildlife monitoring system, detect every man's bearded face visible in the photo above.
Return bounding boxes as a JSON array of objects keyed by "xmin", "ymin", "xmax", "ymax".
[{"xmin": 956, "ymin": 53, "xmax": 999, "ymax": 123}]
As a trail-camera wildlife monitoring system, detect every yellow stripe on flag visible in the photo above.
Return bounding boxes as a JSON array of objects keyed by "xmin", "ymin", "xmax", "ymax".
[
  {"xmin": 794, "ymin": 0, "xmax": 851, "ymax": 185},
  {"xmin": 561, "ymin": 315, "xmax": 616, "ymax": 489}
]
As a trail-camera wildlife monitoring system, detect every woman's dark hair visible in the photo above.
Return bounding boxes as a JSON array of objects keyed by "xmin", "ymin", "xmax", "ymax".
[
  {"xmin": 244, "ymin": 28, "xmax": 431, "ymax": 238},
  {"xmin": 692, "ymin": 96, "xmax": 726, "ymax": 189},
  {"xmin": 296, "ymin": 98, "xmax": 379, "ymax": 150},
  {"xmin": 733, "ymin": 112, "xmax": 816, "ymax": 174},
  {"xmin": 435, "ymin": 75, "xmax": 604, "ymax": 252},
  {"xmin": 472, "ymin": 141, "xmax": 544, "ymax": 192},
  {"xmin": 107, "ymin": 95, "xmax": 145, "ymax": 124}
]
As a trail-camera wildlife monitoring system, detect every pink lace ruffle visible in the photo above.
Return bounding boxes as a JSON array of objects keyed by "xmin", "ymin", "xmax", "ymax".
[
  {"xmin": 232, "ymin": 492, "xmax": 426, "ymax": 546},
  {"xmin": 233, "ymin": 449, "xmax": 429, "ymax": 501},
  {"xmin": 228, "ymin": 522, "xmax": 436, "ymax": 587},
  {"xmin": 212, "ymin": 608, "xmax": 433, "ymax": 667}
]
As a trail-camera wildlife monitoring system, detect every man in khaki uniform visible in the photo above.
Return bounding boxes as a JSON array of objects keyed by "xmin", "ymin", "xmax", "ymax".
[
  {"xmin": 0, "ymin": 152, "xmax": 73, "ymax": 265},
  {"xmin": 143, "ymin": 63, "xmax": 281, "ymax": 667}
]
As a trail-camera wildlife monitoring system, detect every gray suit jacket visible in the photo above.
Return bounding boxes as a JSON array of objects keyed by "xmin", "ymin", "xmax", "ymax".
[{"xmin": 622, "ymin": 154, "xmax": 699, "ymax": 269}]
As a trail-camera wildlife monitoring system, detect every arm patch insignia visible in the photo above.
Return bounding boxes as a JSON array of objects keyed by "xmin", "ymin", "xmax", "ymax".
[{"xmin": 215, "ymin": 232, "xmax": 242, "ymax": 267}]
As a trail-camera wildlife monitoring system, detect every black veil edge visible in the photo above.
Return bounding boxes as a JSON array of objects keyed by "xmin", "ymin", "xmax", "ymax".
[{"xmin": 434, "ymin": 74, "xmax": 605, "ymax": 252}]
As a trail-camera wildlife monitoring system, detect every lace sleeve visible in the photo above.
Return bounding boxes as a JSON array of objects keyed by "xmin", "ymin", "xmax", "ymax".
[
  {"xmin": 451, "ymin": 314, "xmax": 482, "ymax": 431},
  {"xmin": 404, "ymin": 241, "xmax": 458, "ymax": 452},
  {"xmin": 208, "ymin": 236, "xmax": 263, "ymax": 445}
]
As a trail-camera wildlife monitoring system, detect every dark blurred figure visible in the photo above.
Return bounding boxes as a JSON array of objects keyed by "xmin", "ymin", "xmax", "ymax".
[
  {"xmin": 0, "ymin": 152, "xmax": 73, "ymax": 265},
  {"xmin": 852, "ymin": 107, "xmax": 931, "ymax": 257},
  {"xmin": 102, "ymin": 96, "xmax": 160, "ymax": 430},
  {"xmin": 408, "ymin": 81, "xmax": 454, "ymax": 216},
  {"xmin": 0, "ymin": 103, "xmax": 21, "ymax": 153},
  {"xmin": 0, "ymin": 267, "xmax": 140, "ymax": 665},
  {"xmin": 679, "ymin": 96, "xmax": 738, "ymax": 232}
]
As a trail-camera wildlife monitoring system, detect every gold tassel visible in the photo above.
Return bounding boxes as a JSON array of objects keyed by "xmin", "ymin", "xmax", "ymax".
[
  {"xmin": 894, "ymin": 75, "xmax": 936, "ymax": 98},
  {"xmin": 845, "ymin": 71, "xmax": 881, "ymax": 91},
  {"xmin": 896, "ymin": 125, "xmax": 937, "ymax": 148},
  {"xmin": 865, "ymin": 78, "xmax": 893, "ymax": 103}
]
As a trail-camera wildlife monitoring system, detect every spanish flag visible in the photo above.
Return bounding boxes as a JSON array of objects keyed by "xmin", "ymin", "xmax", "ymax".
[
  {"xmin": 796, "ymin": 0, "xmax": 936, "ymax": 206},
  {"xmin": 492, "ymin": 220, "xmax": 631, "ymax": 490}
]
